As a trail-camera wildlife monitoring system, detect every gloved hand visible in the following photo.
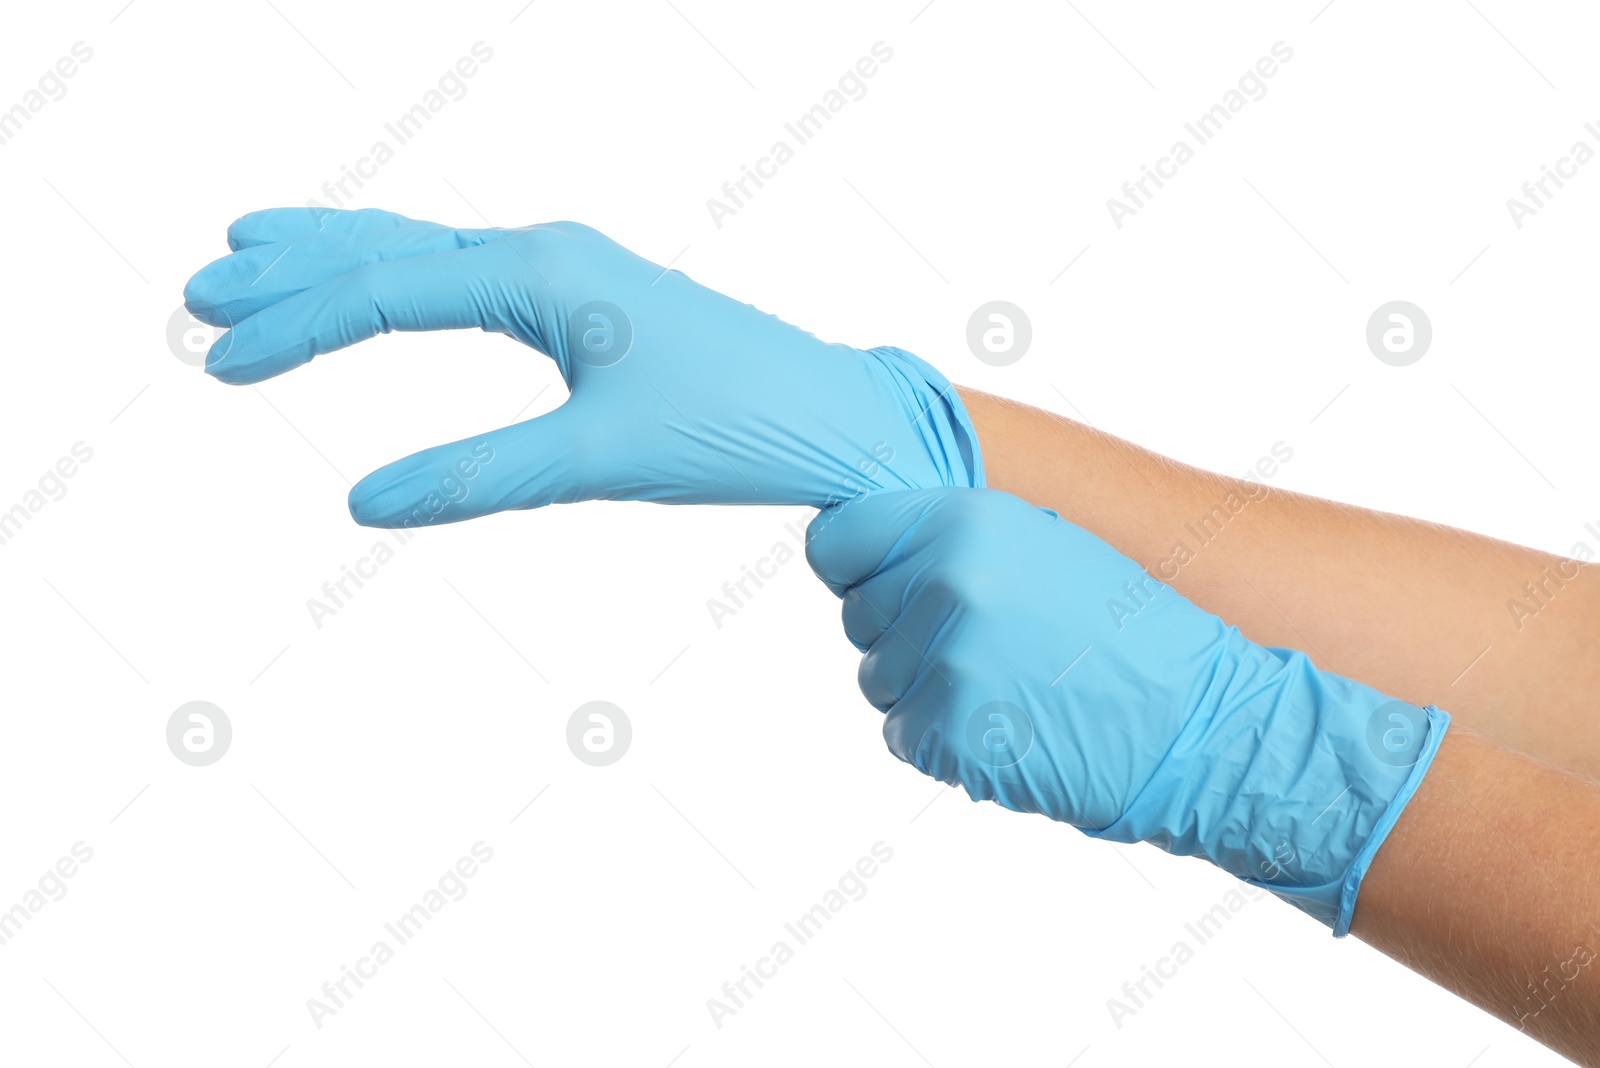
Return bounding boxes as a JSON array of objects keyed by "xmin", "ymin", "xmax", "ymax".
[
  {"xmin": 805, "ymin": 487, "xmax": 1449, "ymax": 935},
  {"xmin": 183, "ymin": 208, "xmax": 982, "ymax": 524}
]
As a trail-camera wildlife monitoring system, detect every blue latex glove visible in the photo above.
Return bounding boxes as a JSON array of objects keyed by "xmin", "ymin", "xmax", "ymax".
[
  {"xmin": 183, "ymin": 208, "xmax": 982, "ymax": 524},
  {"xmin": 805, "ymin": 487, "xmax": 1449, "ymax": 935}
]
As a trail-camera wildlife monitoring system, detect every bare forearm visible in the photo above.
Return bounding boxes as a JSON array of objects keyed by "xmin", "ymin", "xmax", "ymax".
[
  {"xmin": 1353, "ymin": 726, "xmax": 1600, "ymax": 1064},
  {"xmin": 957, "ymin": 386, "xmax": 1600, "ymax": 778}
]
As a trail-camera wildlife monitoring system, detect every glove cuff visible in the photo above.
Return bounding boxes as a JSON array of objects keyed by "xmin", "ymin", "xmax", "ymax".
[
  {"xmin": 1085, "ymin": 641, "xmax": 1451, "ymax": 936},
  {"xmin": 1330, "ymin": 704, "xmax": 1449, "ymax": 936},
  {"xmin": 1242, "ymin": 705, "xmax": 1449, "ymax": 936},
  {"xmin": 864, "ymin": 346, "xmax": 986, "ymax": 491}
]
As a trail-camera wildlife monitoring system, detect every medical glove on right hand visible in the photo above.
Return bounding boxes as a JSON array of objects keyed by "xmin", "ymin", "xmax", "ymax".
[{"xmin": 805, "ymin": 488, "xmax": 1449, "ymax": 935}]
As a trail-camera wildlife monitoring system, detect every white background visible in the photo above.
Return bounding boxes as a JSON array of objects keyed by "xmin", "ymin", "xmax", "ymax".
[{"xmin": 1, "ymin": 1, "xmax": 1594, "ymax": 1065}]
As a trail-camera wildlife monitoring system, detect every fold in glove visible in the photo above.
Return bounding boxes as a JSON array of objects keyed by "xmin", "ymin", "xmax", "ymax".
[{"xmin": 806, "ymin": 487, "xmax": 1448, "ymax": 934}]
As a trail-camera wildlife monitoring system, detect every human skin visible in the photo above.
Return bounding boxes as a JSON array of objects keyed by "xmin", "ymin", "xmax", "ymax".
[
  {"xmin": 954, "ymin": 386, "xmax": 1600, "ymax": 1063},
  {"xmin": 955, "ymin": 386, "xmax": 1600, "ymax": 781},
  {"xmin": 1354, "ymin": 726, "xmax": 1600, "ymax": 1066}
]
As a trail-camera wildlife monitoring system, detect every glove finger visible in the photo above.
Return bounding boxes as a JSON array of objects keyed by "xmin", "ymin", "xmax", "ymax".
[
  {"xmin": 837, "ymin": 554, "xmax": 925, "ymax": 651},
  {"xmin": 203, "ymin": 235, "xmax": 563, "ymax": 385},
  {"xmin": 225, "ymin": 207, "xmax": 449, "ymax": 250},
  {"xmin": 856, "ymin": 585, "xmax": 959, "ymax": 711},
  {"xmin": 348, "ymin": 399, "xmax": 603, "ymax": 526},
  {"xmin": 184, "ymin": 227, "xmax": 508, "ymax": 328},
  {"xmin": 804, "ymin": 488, "xmax": 949, "ymax": 597},
  {"xmin": 880, "ymin": 671, "xmax": 961, "ymax": 774},
  {"xmin": 883, "ymin": 680, "xmax": 1051, "ymax": 816}
]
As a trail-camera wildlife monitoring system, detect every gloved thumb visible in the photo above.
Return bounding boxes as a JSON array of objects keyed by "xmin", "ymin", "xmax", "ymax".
[
  {"xmin": 804, "ymin": 487, "xmax": 950, "ymax": 597},
  {"xmin": 348, "ymin": 400, "xmax": 601, "ymax": 527}
]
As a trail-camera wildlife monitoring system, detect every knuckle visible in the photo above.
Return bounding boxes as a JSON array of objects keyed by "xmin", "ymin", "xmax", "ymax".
[
  {"xmin": 540, "ymin": 220, "xmax": 607, "ymax": 243},
  {"xmin": 921, "ymin": 562, "xmax": 1007, "ymax": 616},
  {"xmin": 508, "ymin": 224, "xmax": 586, "ymax": 269}
]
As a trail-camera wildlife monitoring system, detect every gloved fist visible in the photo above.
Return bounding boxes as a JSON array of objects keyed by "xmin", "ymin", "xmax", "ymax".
[
  {"xmin": 805, "ymin": 487, "xmax": 1448, "ymax": 934},
  {"xmin": 183, "ymin": 208, "xmax": 982, "ymax": 524}
]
